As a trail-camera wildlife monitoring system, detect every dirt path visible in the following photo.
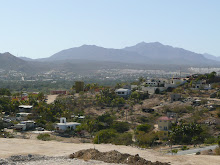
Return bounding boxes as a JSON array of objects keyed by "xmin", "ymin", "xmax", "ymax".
[{"xmin": 0, "ymin": 138, "xmax": 220, "ymax": 165}]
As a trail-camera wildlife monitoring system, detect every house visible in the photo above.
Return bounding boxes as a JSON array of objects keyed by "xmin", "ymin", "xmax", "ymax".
[
  {"xmin": 115, "ymin": 88, "xmax": 131, "ymax": 98},
  {"xmin": 16, "ymin": 112, "xmax": 31, "ymax": 121},
  {"xmin": 158, "ymin": 116, "xmax": 174, "ymax": 131},
  {"xmin": 165, "ymin": 78, "xmax": 186, "ymax": 88},
  {"xmin": 143, "ymin": 79, "xmax": 165, "ymax": 87},
  {"xmin": 18, "ymin": 105, "xmax": 33, "ymax": 112},
  {"xmin": 55, "ymin": 117, "xmax": 81, "ymax": 131},
  {"xmin": 170, "ymin": 93, "xmax": 181, "ymax": 102},
  {"xmin": 14, "ymin": 120, "xmax": 35, "ymax": 131}
]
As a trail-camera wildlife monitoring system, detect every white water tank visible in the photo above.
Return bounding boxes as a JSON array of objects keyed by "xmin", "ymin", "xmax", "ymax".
[{"xmin": 60, "ymin": 117, "xmax": 66, "ymax": 123}]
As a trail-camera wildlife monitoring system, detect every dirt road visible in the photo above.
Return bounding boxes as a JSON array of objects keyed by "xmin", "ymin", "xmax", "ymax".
[{"xmin": 0, "ymin": 138, "xmax": 220, "ymax": 165}]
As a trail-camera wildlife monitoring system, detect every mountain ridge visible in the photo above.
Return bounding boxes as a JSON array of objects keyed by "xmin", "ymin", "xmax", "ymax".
[{"xmin": 40, "ymin": 42, "xmax": 219, "ymax": 65}]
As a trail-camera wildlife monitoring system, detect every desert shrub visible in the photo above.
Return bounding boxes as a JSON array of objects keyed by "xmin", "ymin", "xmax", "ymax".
[
  {"xmin": 136, "ymin": 123, "xmax": 152, "ymax": 133},
  {"xmin": 171, "ymin": 149, "xmax": 178, "ymax": 154},
  {"xmin": 215, "ymin": 147, "xmax": 220, "ymax": 155},
  {"xmin": 37, "ymin": 133, "xmax": 51, "ymax": 141},
  {"xmin": 0, "ymin": 131, "xmax": 14, "ymax": 138},
  {"xmin": 111, "ymin": 121, "xmax": 130, "ymax": 133},
  {"xmin": 137, "ymin": 116, "xmax": 148, "ymax": 123},
  {"xmin": 93, "ymin": 129, "xmax": 133, "ymax": 145},
  {"xmin": 136, "ymin": 131, "xmax": 158, "ymax": 147},
  {"xmin": 181, "ymin": 146, "xmax": 189, "ymax": 150},
  {"xmin": 45, "ymin": 122, "xmax": 55, "ymax": 131},
  {"xmin": 113, "ymin": 133, "xmax": 133, "ymax": 145},
  {"xmin": 157, "ymin": 131, "xmax": 168, "ymax": 141},
  {"xmin": 93, "ymin": 129, "xmax": 117, "ymax": 144},
  {"xmin": 204, "ymin": 137, "xmax": 217, "ymax": 144}
]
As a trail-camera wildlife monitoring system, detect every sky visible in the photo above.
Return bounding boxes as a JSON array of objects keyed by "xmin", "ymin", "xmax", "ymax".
[{"xmin": 0, "ymin": 0, "xmax": 220, "ymax": 59}]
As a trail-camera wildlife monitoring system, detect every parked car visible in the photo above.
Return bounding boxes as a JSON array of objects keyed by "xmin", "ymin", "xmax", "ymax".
[{"xmin": 35, "ymin": 127, "xmax": 44, "ymax": 131}]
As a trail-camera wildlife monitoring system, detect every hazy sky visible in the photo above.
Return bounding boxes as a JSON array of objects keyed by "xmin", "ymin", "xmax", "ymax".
[{"xmin": 0, "ymin": 0, "xmax": 220, "ymax": 58}]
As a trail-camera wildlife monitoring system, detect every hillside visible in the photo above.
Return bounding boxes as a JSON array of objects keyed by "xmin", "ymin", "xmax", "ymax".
[
  {"xmin": 42, "ymin": 45, "xmax": 150, "ymax": 64},
  {"xmin": 0, "ymin": 52, "xmax": 32, "ymax": 72},
  {"xmin": 38, "ymin": 42, "xmax": 220, "ymax": 66},
  {"xmin": 124, "ymin": 42, "xmax": 218, "ymax": 65},
  {"xmin": 203, "ymin": 53, "xmax": 220, "ymax": 62}
]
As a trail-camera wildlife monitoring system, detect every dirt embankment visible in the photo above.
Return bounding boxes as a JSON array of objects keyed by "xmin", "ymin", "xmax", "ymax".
[
  {"xmin": 70, "ymin": 149, "xmax": 170, "ymax": 165},
  {"xmin": 1, "ymin": 138, "xmax": 220, "ymax": 165}
]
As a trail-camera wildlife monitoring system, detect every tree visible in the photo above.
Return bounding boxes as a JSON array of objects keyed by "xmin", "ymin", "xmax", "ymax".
[
  {"xmin": 138, "ymin": 77, "xmax": 146, "ymax": 84},
  {"xmin": 111, "ymin": 121, "xmax": 130, "ymax": 133},
  {"xmin": 169, "ymin": 123, "xmax": 205, "ymax": 145},
  {"xmin": 130, "ymin": 91, "xmax": 140, "ymax": 103},
  {"xmin": 93, "ymin": 129, "xmax": 117, "ymax": 144},
  {"xmin": 136, "ymin": 123, "xmax": 152, "ymax": 133}
]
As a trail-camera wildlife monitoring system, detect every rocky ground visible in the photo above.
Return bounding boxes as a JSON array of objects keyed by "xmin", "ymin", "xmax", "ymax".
[
  {"xmin": 0, "ymin": 155, "xmax": 121, "ymax": 165},
  {"xmin": 1, "ymin": 138, "xmax": 220, "ymax": 165},
  {"xmin": 70, "ymin": 149, "xmax": 170, "ymax": 165}
]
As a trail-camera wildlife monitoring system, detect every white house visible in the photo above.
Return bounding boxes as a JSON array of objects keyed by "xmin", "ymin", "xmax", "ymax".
[
  {"xmin": 55, "ymin": 117, "xmax": 81, "ymax": 131},
  {"xmin": 16, "ymin": 112, "xmax": 31, "ymax": 121},
  {"xmin": 143, "ymin": 79, "xmax": 165, "ymax": 87},
  {"xmin": 19, "ymin": 105, "xmax": 33, "ymax": 112},
  {"xmin": 14, "ymin": 120, "xmax": 35, "ymax": 131},
  {"xmin": 165, "ymin": 78, "xmax": 187, "ymax": 88},
  {"xmin": 115, "ymin": 88, "xmax": 131, "ymax": 98}
]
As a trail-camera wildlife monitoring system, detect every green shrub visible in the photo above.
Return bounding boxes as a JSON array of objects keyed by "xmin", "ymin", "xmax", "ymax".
[
  {"xmin": 204, "ymin": 137, "xmax": 217, "ymax": 144},
  {"xmin": 93, "ymin": 129, "xmax": 117, "ymax": 144},
  {"xmin": 111, "ymin": 121, "xmax": 130, "ymax": 133},
  {"xmin": 93, "ymin": 129, "xmax": 133, "ymax": 145},
  {"xmin": 215, "ymin": 147, "xmax": 220, "ymax": 155},
  {"xmin": 113, "ymin": 133, "xmax": 133, "ymax": 145},
  {"xmin": 171, "ymin": 149, "xmax": 178, "ymax": 154},
  {"xmin": 136, "ymin": 123, "xmax": 152, "ymax": 133},
  {"xmin": 181, "ymin": 145, "xmax": 189, "ymax": 150},
  {"xmin": 37, "ymin": 133, "xmax": 51, "ymax": 141},
  {"xmin": 136, "ymin": 131, "xmax": 158, "ymax": 147}
]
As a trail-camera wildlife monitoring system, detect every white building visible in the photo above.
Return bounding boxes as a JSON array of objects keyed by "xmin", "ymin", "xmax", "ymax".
[
  {"xmin": 55, "ymin": 117, "xmax": 81, "ymax": 131},
  {"xmin": 19, "ymin": 105, "xmax": 33, "ymax": 112},
  {"xmin": 16, "ymin": 112, "xmax": 31, "ymax": 121},
  {"xmin": 14, "ymin": 120, "xmax": 35, "ymax": 131},
  {"xmin": 143, "ymin": 79, "xmax": 165, "ymax": 87},
  {"xmin": 115, "ymin": 88, "xmax": 131, "ymax": 98},
  {"xmin": 165, "ymin": 78, "xmax": 187, "ymax": 88}
]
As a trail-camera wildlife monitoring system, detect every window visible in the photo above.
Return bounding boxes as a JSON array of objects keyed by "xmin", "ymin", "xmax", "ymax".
[
  {"xmin": 164, "ymin": 126, "xmax": 167, "ymax": 130},
  {"xmin": 121, "ymin": 92, "xmax": 124, "ymax": 94}
]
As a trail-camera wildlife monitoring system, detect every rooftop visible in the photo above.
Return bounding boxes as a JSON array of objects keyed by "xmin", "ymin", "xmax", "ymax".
[
  {"xmin": 115, "ymin": 88, "xmax": 130, "ymax": 92},
  {"xmin": 56, "ymin": 122, "xmax": 81, "ymax": 126},
  {"xmin": 19, "ymin": 105, "xmax": 33, "ymax": 108},
  {"xmin": 158, "ymin": 116, "xmax": 173, "ymax": 121}
]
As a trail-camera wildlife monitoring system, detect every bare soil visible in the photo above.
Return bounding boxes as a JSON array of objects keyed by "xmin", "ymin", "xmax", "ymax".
[{"xmin": 0, "ymin": 138, "xmax": 220, "ymax": 165}]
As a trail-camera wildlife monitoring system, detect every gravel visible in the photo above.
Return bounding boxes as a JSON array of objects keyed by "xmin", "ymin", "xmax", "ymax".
[{"xmin": 0, "ymin": 155, "xmax": 122, "ymax": 165}]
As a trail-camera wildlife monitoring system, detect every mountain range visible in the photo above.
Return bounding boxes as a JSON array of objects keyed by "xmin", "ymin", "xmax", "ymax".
[
  {"xmin": 37, "ymin": 42, "xmax": 219, "ymax": 65},
  {"xmin": 1, "ymin": 42, "xmax": 219, "ymax": 74}
]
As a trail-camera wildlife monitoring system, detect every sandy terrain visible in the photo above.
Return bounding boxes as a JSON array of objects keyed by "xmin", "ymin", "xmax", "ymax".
[
  {"xmin": 0, "ymin": 138, "xmax": 220, "ymax": 165},
  {"xmin": 46, "ymin": 95, "xmax": 58, "ymax": 104}
]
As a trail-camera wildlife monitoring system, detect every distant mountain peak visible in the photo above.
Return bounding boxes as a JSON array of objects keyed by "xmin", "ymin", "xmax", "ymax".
[
  {"xmin": 134, "ymin": 41, "xmax": 163, "ymax": 47},
  {"xmin": 80, "ymin": 44, "xmax": 101, "ymax": 48}
]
